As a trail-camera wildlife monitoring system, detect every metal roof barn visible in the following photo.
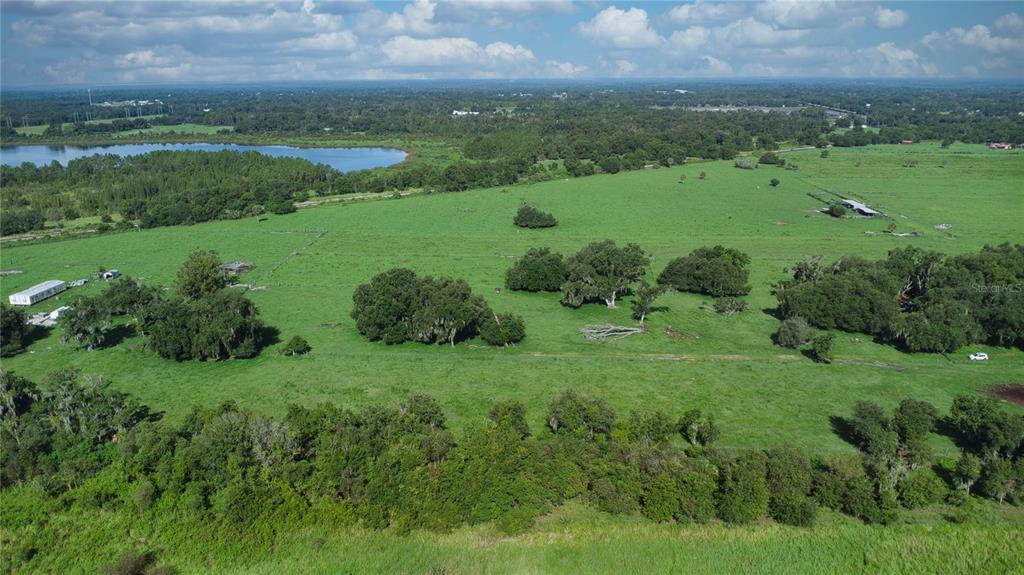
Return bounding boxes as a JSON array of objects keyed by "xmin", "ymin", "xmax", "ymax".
[
  {"xmin": 841, "ymin": 199, "xmax": 881, "ymax": 216},
  {"xmin": 8, "ymin": 280, "xmax": 66, "ymax": 306}
]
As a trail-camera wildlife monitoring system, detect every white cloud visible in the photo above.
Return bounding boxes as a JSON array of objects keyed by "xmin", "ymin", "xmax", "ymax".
[
  {"xmin": 994, "ymin": 13, "xmax": 1023, "ymax": 34},
  {"xmin": 668, "ymin": 1, "xmax": 742, "ymax": 24},
  {"xmin": 926, "ymin": 24, "xmax": 1024, "ymax": 54},
  {"xmin": 380, "ymin": 35, "xmax": 533, "ymax": 67},
  {"xmin": 712, "ymin": 18, "xmax": 807, "ymax": 46},
  {"xmin": 447, "ymin": 0, "xmax": 574, "ymax": 14},
  {"xmin": 280, "ymin": 31, "xmax": 359, "ymax": 52},
  {"xmin": 578, "ymin": 6, "xmax": 662, "ymax": 49},
  {"xmin": 668, "ymin": 26, "xmax": 709, "ymax": 52},
  {"xmin": 873, "ymin": 7, "xmax": 908, "ymax": 29},
  {"xmin": 756, "ymin": 0, "xmax": 843, "ymax": 28},
  {"xmin": 544, "ymin": 60, "xmax": 587, "ymax": 77},
  {"xmin": 114, "ymin": 49, "xmax": 170, "ymax": 68},
  {"xmin": 613, "ymin": 59, "xmax": 638, "ymax": 74},
  {"xmin": 852, "ymin": 42, "xmax": 938, "ymax": 77},
  {"xmin": 358, "ymin": 0, "xmax": 442, "ymax": 37},
  {"xmin": 701, "ymin": 55, "xmax": 733, "ymax": 74}
]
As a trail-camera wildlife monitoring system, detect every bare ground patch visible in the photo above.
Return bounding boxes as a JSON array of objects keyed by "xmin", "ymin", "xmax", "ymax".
[{"xmin": 986, "ymin": 383, "xmax": 1024, "ymax": 407}]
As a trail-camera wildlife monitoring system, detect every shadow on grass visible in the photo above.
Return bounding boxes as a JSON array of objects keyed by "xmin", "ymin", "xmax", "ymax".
[
  {"xmin": 259, "ymin": 324, "xmax": 282, "ymax": 349},
  {"xmin": 829, "ymin": 415, "xmax": 859, "ymax": 447}
]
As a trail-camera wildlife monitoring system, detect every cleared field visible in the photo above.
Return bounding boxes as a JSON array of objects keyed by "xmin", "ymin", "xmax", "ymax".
[
  {"xmin": 113, "ymin": 123, "xmax": 233, "ymax": 136},
  {"xmin": 14, "ymin": 114, "xmax": 164, "ymax": 135},
  {"xmin": 2, "ymin": 143, "xmax": 1022, "ymax": 455}
]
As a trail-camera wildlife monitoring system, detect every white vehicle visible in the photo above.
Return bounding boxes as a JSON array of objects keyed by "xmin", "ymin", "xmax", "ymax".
[{"xmin": 968, "ymin": 352, "xmax": 989, "ymax": 361}]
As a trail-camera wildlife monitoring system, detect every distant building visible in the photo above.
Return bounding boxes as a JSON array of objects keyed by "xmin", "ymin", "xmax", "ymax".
[
  {"xmin": 841, "ymin": 199, "xmax": 881, "ymax": 216},
  {"xmin": 221, "ymin": 260, "xmax": 254, "ymax": 275},
  {"xmin": 900, "ymin": 140, "xmax": 914, "ymax": 145},
  {"xmin": 9, "ymin": 280, "xmax": 67, "ymax": 306},
  {"xmin": 988, "ymin": 142, "xmax": 1013, "ymax": 150}
]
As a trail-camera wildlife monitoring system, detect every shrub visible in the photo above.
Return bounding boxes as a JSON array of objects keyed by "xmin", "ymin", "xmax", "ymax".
[
  {"xmin": 675, "ymin": 460, "xmax": 719, "ymax": 523},
  {"xmin": 505, "ymin": 248, "xmax": 568, "ymax": 292},
  {"xmin": 488, "ymin": 401, "xmax": 530, "ymax": 437},
  {"xmin": 713, "ymin": 297, "xmax": 748, "ymax": 315},
  {"xmin": 770, "ymin": 178, "xmax": 780, "ymax": 187},
  {"xmin": 479, "ymin": 312, "xmax": 526, "ymax": 347},
  {"xmin": 899, "ymin": 467, "xmax": 946, "ymax": 509},
  {"xmin": 641, "ymin": 473, "xmax": 681, "ymax": 522},
  {"xmin": 716, "ymin": 452, "xmax": 769, "ymax": 524},
  {"xmin": 547, "ymin": 390, "xmax": 616, "ymax": 438},
  {"xmin": 734, "ymin": 159, "xmax": 755, "ymax": 169},
  {"xmin": 281, "ymin": 335, "xmax": 311, "ymax": 356},
  {"xmin": 825, "ymin": 203, "xmax": 847, "ymax": 217},
  {"xmin": 658, "ymin": 246, "xmax": 751, "ymax": 297},
  {"xmin": 774, "ymin": 317, "xmax": 811, "ymax": 348},
  {"xmin": 810, "ymin": 333, "xmax": 834, "ymax": 363},
  {"xmin": 600, "ymin": 156, "xmax": 621, "ymax": 174},
  {"xmin": 678, "ymin": 409, "xmax": 719, "ymax": 447},
  {"xmin": 513, "ymin": 204, "xmax": 557, "ymax": 229},
  {"xmin": 698, "ymin": 171, "xmax": 706, "ymax": 179},
  {"xmin": 759, "ymin": 152, "xmax": 784, "ymax": 166},
  {"xmin": 102, "ymin": 551, "xmax": 154, "ymax": 575}
]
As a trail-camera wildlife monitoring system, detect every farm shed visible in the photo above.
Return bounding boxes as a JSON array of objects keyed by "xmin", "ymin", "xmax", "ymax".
[
  {"xmin": 8, "ymin": 280, "xmax": 67, "ymax": 306},
  {"xmin": 841, "ymin": 199, "xmax": 881, "ymax": 216},
  {"xmin": 102, "ymin": 269, "xmax": 121, "ymax": 280}
]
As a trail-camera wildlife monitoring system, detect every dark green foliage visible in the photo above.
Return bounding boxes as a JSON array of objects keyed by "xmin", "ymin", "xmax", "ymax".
[
  {"xmin": 280, "ymin": 335, "xmax": 311, "ymax": 356},
  {"xmin": 479, "ymin": 312, "xmax": 526, "ymax": 347},
  {"xmin": 765, "ymin": 448, "xmax": 817, "ymax": 526},
  {"xmin": 144, "ymin": 290, "xmax": 264, "ymax": 360},
  {"xmin": 546, "ymin": 390, "xmax": 616, "ymax": 439},
  {"xmin": 778, "ymin": 245, "xmax": 1024, "ymax": 353},
  {"xmin": 713, "ymin": 297, "xmax": 748, "ymax": 316},
  {"xmin": 809, "ymin": 333, "xmax": 834, "ymax": 363},
  {"xmin": 678, "ymin": 409, "xmax": 719, "ymax": 447},
  {"xmin": 513, "ymin": 204, "xmax": 557, "ymax": 229},
  {"xmin": 811, "ymin": 456, "xmax": 865, "ymax": 511},
  {"xmin": 759, "ymin": 152, "xmax": 784, "ymax": 165},
  {"xmin": 825, "ymin": 203, "xmax": 847, "ymax": 217},
  {"xmin": 627, "ymin": 411, "xmax": 676, "ymax": 443},
  {"xmin": 658, "ymin": 245, "xmax": 751, "ymax": 297},
  {"xmin": 0, "ymin": 208, "xmax": 46, "ymax": 235},
  {"xmin": 716, "ymin": 451, "xmax": 770, "ymax": 524},
  {"xmin": 103, "ymin": 277, "xmax": 159, "ymax": 316},
  {"xmin": 102, "ymin": 551, "xmax": 155, "ymax": 575},
  {"xmin": 640, "ymin": 472, "xmax": 681, "ymax": 522},
  {"xmin": 488, "ymin": 401, "xmax": 530, "ymax": 438},
  {"xmin": 675, "ymin": 459, "xmax": 719, "ymax": 523},
  {"xmin": 1, "ymin": 304, "xmax": 30, "ymax": 356},
  {"xmin": 899, "ymin": 467, "xmax": 946, "ymax": 508},
  {"xmin": 174, "ymin": 250, "xmax": 227, "ymax": 301},
  {"xmin": 774, "ymin": 316, "xmax": 811, "ymax": 348},
  {"xmin": 953, "ymin": 452, "xmax": 983, "ymax": 495},
  {"xmin": 734, "ymin": 159, "xmax": 755, "ymax": 169},
  {"xmin": 630, "ymin": 280, "xmax": 666, "ymax": 325},
  {"xmin": 770, "ymin": 178, "xmax": 780, "ymax": 187},
  {"xmin": 505, "ymin": 247, "xmax": 568, "ymax": 292},
  {"xmin": 352, "ymin": 269, "xmax": 500, "ymax": 346},
  {"xmin": 948, "ymin": 394, "xmax": 1024, "ymax": 458},
  {"xmin": 60, "ymin": 296, "xmax": 114, "ymax": 351},
  {"xmin": 599, "ymin": 156, "xmax": 621, "ymax": 174},
  {"xmin": 561, "ymin": 241, "xmax": 648, "ymax": 309}
]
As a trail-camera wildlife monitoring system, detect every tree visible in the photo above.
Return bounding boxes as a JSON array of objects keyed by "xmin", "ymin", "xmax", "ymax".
[
  {"xmin": 774, "ymin": 317, "xmax": 811, "ymax": 348},
  {"xmin": 351, "ymin": 268, "xmax": 422, "ymax": 344},
  {"xmin": 513, "ymin": 205, "xmax": 557, "ymax": 228},
  {"xmin": 713, "ymin": 297, "xmax": 747, "ymax": 316},
  {"xmin": 657, "ymin": 245, "xmax": 751, "ymax": 297},
  {"xmin": 103, "ymin": 277, "xmax": 159, "ymax": 316},
  {"xmin": 825, "ymin": 203, "xmax": 847, "ymax": 217},
  {"xmin": 600, "ymin": 156, "xmax": 621, "ymax": 174},
  {"xmin": 810, "ymin": 333, "xmax": 834, "ymax": 363},
  {"xmin": 280, "ymin": 335, "xmax": 311, "ymax": 356},
  {"xmin": 546, "ymin": 390, "xmax": 616, "ymax": 438},
  {"xmin": 678, "ymin": 409, "xmax": 719, "ymax": 447},
  {"xmin": 60, "ymin": 297, "xmax": 114, "ymax": 350},
  {"xmin": 631, "ymin": 281, "xmax": 665, "ymax": 326},
  {"xmin": 410, "ymin": 277, "xmax": 490, "ymax": 346},
  {"xmin": 190, "ymin": 290, "xmax": 264, "ymax": 359},
  {"xmin": 820, "ymin": 149, "xmax": 830, "ymax": 159},
  {"xmin": 717, "ymin": 451, "xmax": 769, "ymax": 524},
  {"xmin": 770, "ymin": 178, "xmax": 780, "ymax": 187},
  {"xmin": 174, "ymin": 250, "xmax": 226, "ymax": 301},
  {"xmin": 561, "ymin": 241, "xmax": 648, "ymax": 309},
  {"xmin": 479, "ymin": 312, "xmax": 526, "ymax": 347},
  {"xmin": 758, "ymin": 152, "xmax": 784, "ymax": 165},
  {"xmin": 505, "ymin": 248, "xmax": 568, "ymax": 292},
  {"xmin": 1, "ymin": 305, "xmax": 29, "ymax": 357},
  {"xmin": 953, "ymin": 452, "xmax": 982, "ymax": 495}
]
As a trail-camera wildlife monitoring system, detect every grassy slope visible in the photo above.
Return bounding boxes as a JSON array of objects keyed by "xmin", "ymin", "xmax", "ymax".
[{"xmin": 1, "ymin": 144, "xmax": 1022, "ymax": 457}]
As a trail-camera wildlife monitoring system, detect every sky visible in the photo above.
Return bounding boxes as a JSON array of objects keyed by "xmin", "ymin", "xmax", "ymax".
[{"xmin": 1, "ymin": 1, "xmax": 1022, "ymax": 86}]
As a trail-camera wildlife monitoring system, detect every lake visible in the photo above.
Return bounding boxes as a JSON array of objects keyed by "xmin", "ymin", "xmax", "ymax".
[{"xmin": 0, "ymin": 143, "xmax": 407, "ymax": 172}]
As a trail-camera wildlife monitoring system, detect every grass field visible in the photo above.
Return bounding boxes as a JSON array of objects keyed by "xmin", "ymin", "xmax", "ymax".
[
  {"xmin": 112, "ymin": 123, "xmax": 233, "ymax": 137},
  {"xmin": 2, "ymin": 143, "xmax": 1022, "ymax": 457},
  {"xmin": 14, "ymin": 114, "xmax": 165, "ymax": 136}
]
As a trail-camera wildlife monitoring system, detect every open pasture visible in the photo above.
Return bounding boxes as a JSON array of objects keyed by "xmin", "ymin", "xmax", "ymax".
[{"xmin": 2, "ymin": 143, "xmax": 1022, "ymax": 453}]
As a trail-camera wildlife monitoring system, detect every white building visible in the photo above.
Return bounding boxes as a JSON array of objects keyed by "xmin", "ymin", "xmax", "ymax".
[{"xmin": 8, "ymin": 280, "xmax": 66, "ymax": 306}]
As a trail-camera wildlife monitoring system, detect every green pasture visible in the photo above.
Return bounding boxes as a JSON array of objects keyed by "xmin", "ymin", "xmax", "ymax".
[
  {"xmin": 2, "ymin": 143, "xmax": 1022, "ymax": 455},
  {"xmin": 13, "ymin": 114, "xmax": 165, "ymax": 136}
]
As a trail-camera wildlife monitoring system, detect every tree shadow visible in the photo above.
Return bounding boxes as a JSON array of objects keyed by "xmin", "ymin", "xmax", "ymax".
[
  {"xmin": 761, "ymin": 306, "xmax": 784, "ymax": 320},
  {"xmin": 259, "ymin": 325, "xmax": 282, "ymax": 349},
  {"xmin": 829, "ymin": 415, "xmax": 859, "ymax": 447},
  {"xmin": 934, "ymin": 416, "xmax": 970, "ymax": 450},
  {"xmin": 104, "ymin": 324, "xmax": 137, "ymax": 348}
]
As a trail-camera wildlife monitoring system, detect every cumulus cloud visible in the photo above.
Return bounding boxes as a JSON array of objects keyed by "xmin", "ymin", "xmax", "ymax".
[
  {"xmin": 924, "ymin": 21, "xmax": 1024, "ymax": 54},
  {"xmin": 873, "ymin": 7, "xmax": 908, "ymax": 29},
  {"xmin": 994, "ymin": 13, "xmax": 1023, "ymax": 34},
  {"xmin": 712, "ymin": 18, "xmax": 807, "ymax": 46},
  {"xmin": 668, "ymin": 26, "xmax": 710, "ymax": 52},
  {"xmin": 279, "ymin": 31, "xmax": 359, "ymax": 52},
  {"xmin": 668, "ymin": 1, "xmax": 743, "ymax": 24},
  {"xmin": 755, "ymin": 0, "xmax": 844, "ymax": 28},
  {"xmin": 380, "ymin": 35, "xmax": 533, "ymax": 67},
  {"xmin": 358, "ymin": 0, "xmax": 442, "ymax": 36},
  {"xmin": 578, "ymin": 6, "xmax": 662, "ymax": 49},
  {"xmin": 544, "ymin": 60, "xmax": 587, "ymax": 77}
]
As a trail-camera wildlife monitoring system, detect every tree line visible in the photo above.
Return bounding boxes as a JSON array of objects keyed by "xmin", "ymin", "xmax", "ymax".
[{"xmin": 1, "ymin": 366, "xmax": 1021, "ymax": 573}]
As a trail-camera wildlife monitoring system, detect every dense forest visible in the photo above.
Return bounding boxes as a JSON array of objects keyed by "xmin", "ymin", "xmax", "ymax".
[{"xmin": 3, "ymin": 81, "xmax": 1022, "ymax": 236}]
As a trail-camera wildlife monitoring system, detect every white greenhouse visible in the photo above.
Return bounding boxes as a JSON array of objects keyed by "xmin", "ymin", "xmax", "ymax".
[{"xmin": 8, "ymin": 280, "xmax": 67, "ymax": 306}]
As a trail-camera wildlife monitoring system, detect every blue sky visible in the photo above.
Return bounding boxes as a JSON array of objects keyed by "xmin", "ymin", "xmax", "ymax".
[{"xmin": 2, "ymin": 1, "xmax": 1021, "ymax": 85}]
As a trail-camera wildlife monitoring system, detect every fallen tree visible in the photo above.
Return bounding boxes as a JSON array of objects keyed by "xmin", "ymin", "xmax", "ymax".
[{"xmin": 580, "ymin": 324, "xmax": 644, "ymax": 341}]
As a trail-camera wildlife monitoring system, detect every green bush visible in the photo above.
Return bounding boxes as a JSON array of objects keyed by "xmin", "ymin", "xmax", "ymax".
[
  {"xmin": 774, "ymin": 317, "xmax": 811, "ymax": 348},
  {"xmin": 899, "ymin": 467, "xmax": 947, "ymax": 509},
  {"xmin": 713, "ymin": 297, "xmax": 748, "ymax": 316},
  {"xmin": 716, "ymin": 452, "xmax": 769, "ymax": 524},
  {"xmin": 505, "ymin": 247, "xmax": 568, "ymax": 292},
  {"xmin": 281, "ymin": 335, "xmax": 311, "ymax": 356},
  {"xmin": 513, "ymin": 204, "xmax": 557, "ymax": 228},
  {"xmin": 479, "ymin": 313, "xmax": 526, "ymax": 347},
  {"xmin": 658, "ymin": 246, "xmax": 751, "ymax": 297}
]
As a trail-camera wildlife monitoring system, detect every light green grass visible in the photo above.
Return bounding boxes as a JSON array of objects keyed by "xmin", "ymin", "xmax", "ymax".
[
  {"xmin": 112, "ymin": 123, "xmax": 233, "ymax": 137},
  {"xmin": 1, "ymin": 144, "xmax": 1022, "ymax": 455},
  {"xmin": 14, "ymin": 114, "xmax": 165, "ymax": 136}
]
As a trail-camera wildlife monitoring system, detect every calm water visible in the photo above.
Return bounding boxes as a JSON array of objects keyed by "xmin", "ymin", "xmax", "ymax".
[{"xmin": 0, "ymin": 143, "xmax": 407, "ymax": 172}]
